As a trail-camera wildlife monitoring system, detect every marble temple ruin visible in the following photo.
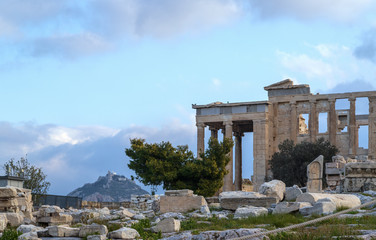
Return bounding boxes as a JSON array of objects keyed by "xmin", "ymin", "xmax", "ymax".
[{"xmin": 192, "ymin": 79, "xmax": 376, "ymax": 191}]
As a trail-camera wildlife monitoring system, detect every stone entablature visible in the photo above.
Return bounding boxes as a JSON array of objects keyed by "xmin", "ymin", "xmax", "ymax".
[{"xmin": 192, "ymin": 79, "xmax": 376, "ymax": 192}]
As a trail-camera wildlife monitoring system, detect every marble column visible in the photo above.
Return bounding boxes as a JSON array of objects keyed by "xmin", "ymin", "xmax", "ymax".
[
  {"xmin": 253, "ymin": 119, "xmax": 268, "ymax": 191},
  {"xmin": 309, "ymin": 100, "xmax": 318, "ymax": 142},
  {"xmin": 197, "ymin": 123, "xmax": 205, "ymax": 158},
  {"xmin": 349, "ymin": 97, "xmax": 356, "ymax": 157},
  {"xmin": 290, "ymin": 101, "xmax": 297, "ymax": 143},
  {"xmin": 223, "ymin": 121, "xmax": 233, "ymax": 191},
  {"xmin": 234, "ymin": 132, "xmax": 243, "ymax": 191},
  {"xmin": 328, "ymin": 98, "xmax": 337, "ymax": 146},
  {"xmin": 369, "ymin": 97, "xmax": 376, "ymax": 160}
]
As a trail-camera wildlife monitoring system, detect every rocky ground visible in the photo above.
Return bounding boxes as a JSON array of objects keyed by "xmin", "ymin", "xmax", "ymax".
[{"xmin": 4, "ymin": 181, "xmax": 376, "ymax": 239}]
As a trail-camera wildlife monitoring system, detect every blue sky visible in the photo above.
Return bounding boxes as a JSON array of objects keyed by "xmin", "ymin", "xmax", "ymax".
[{"xmin": 1, "ymin": 0, "xmax": 376, "ymax": 195}]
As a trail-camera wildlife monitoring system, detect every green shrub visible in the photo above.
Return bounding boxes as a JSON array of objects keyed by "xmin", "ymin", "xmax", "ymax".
[
  {"xmin": 0, "ymin": 228, "xmax": 22, "ymax": 240},
  {"xmin": 131, "ymin": 219, "xmax": 161, "ymax": 240}
]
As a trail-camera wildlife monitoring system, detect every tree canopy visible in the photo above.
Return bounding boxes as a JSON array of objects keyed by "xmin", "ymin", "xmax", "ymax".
[
  {"xmin": 270, "ymin": 138, "xmax": 338, "ymax": 187},
  {"xmin": 3, "ymin": 157, "xmax": 50, "ymax": 195},
  {"xmin": 125, "ymin": 137, "xmax": 233, "ymax": 197}
]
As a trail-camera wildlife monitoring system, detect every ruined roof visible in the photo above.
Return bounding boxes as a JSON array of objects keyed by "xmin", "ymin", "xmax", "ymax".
[{"xmin": 264, "ymin": 79, "xmax": 309, "ymax": 91}]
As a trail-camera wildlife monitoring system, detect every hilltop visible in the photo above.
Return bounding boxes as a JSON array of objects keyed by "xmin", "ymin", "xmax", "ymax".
[{"xmin": 67, "ymin": 171, "xmax": 149, "ymax": 202}]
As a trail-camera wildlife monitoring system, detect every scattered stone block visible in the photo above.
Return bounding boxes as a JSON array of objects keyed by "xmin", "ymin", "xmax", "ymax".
[
  {"xmin": 151, "ymin": 218, "xmax": 180, "ymax": 233},
  {"xmin": 18, "ymin": 231, "xmax": 40, "ymax": 240},
  {"xmin": 0, "ymin": 214, "xmax": 7, "ymax": 231},
  {"xmin": 87, "ymin": 235, "xmax": 106, "ymax": 240},
  {"xmin": 3, "ymin": 212, "xmax": 24, "ymax": 227},
  {"xmin": 299, "ymin": 202, "xmax": 336, "ymax": 216},
  {"xmin": 78, "ymin": 224, "xmax": 108, "ymax": 237},
  {"xmin": 272, "ymin": 202, "xmax": 311, "ymax": 214},
  {"xmin": 108, "ymin": 227, "xmax": 140, "ymax": 239},
  {"xmin": 258, "ymin": 180, "xmax": 286, "ymax": 202},
  {"xmin": 160, "ymin": 190, "xmax": 207, "ymax": 213},
  {"xmin": 47, "ymin": 225, "xmax": 79, "ymax": 237},
  {"xmin": 307, "ymin": 155, "xmax": 324, "ymax": 193},
  {"xmin": 219, "ymin": 191, "xmax": 277, "ymax": 210},
  {"xmin": 284, "ymin": 185, "xmax": 302, "ymax": 201},
  {"xmin": 234, "ymin": 206, "xmax": 268, "ymax": 219},
  {"xmin": 296, "ymin": 193, "xmax": 361, "ymax": 208},
  {"xmin": 17, "ymin": 224, "xmax": 44, "ymax": 234}
]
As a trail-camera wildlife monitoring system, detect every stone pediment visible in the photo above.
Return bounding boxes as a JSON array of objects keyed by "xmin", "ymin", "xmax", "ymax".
[
  {"xmin": 264, "ymin": 79, "xmax": 311, "ymax": 97},
  {"xmin": 264, "ymin": 79, "xmax": 309, "ymax": 91}
]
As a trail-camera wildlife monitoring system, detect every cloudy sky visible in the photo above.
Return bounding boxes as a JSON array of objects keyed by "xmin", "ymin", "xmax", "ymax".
[{"xmin": 1, "ymin": 0, "xmax": 376, "ymax": 195}]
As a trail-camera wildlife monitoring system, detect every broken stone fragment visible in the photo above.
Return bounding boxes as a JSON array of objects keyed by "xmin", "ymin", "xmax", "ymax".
[
  {"xmin": 108, "ymin": 227, "xmax": 140, "ymax": 239},
  {"xmin": 47, "ymin": 225, "xmax": 80, "ymax": 237},
  {"xmin": 78, "ymin": 224, "xmax": 108, "ymax": 237},
  {"xmin": 234, "ymin": 206, "xmax": 268, "ymax": 219},
  {"xmin": 151, "ymin": 218, "xmax": 180, "ymax": 233},
  {"xmin": 284, "ymin": 185, "xmax": 302, "ymax": 201},
  {"xmin": 272, "ymin": 202, "xmax": 311, "ymax": 214},
  {"xmin": 258, "ymin": 180, "xmax": 286, "ymax": 202},
  {"xmin": 219, "ymin": 191, "xmax": 277, "ymax": 210},
  {"xmin": 299, "ymin": 201, "xmax": 336, "ymax": 216}
]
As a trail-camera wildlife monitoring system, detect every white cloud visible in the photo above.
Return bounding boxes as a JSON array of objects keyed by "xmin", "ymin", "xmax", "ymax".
[
  {"xmin": 249, "ymin": 0, "xmax": 374, "ymax": 22},
  {"xmin": 277, "ymin": 43, "xmax": 376, "ymax": 91},
  {"xmin": 89, "ymin": 0, "xmax": 242, "ymax": 38},
  {"xmin": 277, "ymin": 50, "xmax": 336, "ymax": 79},
  {"xmin": 0, "ymin": 120, "xmax": 196, "ymax": 194},
  {"xmin": 314, "ymin": 44, "xmax": 335, "ymax": 58}
]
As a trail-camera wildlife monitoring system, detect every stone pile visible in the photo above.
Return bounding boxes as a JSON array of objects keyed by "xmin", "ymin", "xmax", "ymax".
[
  {"xmin": 0, "ymin": 185, "xmax": 374, "ymax": 239},
  {"xmin": 130, "ymin": 194, "xmax": 160, "ymax": 212},
  {"xmin": 36, "ymin": 205, "xmax": 73, "ymax": 226},
  {"xmin": 0, "ymin": 187, "xmax": 33, "ymax": 219}
]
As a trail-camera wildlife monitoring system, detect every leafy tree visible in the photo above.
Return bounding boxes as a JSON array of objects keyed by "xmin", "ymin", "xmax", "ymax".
[
  {"xmin": 3, "ymin": 157, "xmax": 50, "ymax": 195},
  {"xmin": 270, "ymin": 138, "xmax": 338, "ymax": 187},
  {"xmin": 126, "ymin": 137, "xmax": 233, "ymax": 197}
]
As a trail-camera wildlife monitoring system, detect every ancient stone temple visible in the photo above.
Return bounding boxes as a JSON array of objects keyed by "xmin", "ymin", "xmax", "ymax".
[{"xmin": 192, "ymin": 79, "xmax": 376, "ymax": 191}]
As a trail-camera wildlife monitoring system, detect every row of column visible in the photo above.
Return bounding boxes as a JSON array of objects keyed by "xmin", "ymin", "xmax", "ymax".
[
  {"xmin": 289, "ymin": 97, "xmax": 376, "ymax": 159},
  {"xmin": 196, "ymin": 120, "xmax": 269, "ymax": 192}
]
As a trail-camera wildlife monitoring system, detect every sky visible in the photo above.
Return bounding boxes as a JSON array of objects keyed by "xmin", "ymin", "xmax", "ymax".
[{"xmin": 1, "ymin": 0, "xmax": 376, "ymax": 195}]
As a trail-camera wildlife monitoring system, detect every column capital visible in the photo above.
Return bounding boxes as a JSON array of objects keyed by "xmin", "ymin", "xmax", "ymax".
[
  {"xmin": 309, "ymin": 99, "xmax": 317, "ymax": 104},
  {"xmin": 223, "ymin": 121, "xmax": 233, "ymax": 126},
  {"xmin": 290, "ymin": 101, "xmax": 297, "ymax": 105},
  {"xmin": 196, "ymin": 122, "xmax": 206, "ymax": 128},
  {"xmin": 348, "ymin": 97, "xmax": 356, "ymax": 102},
  {"xmin": 369, "ymin": 96, "xmax": 376, "ymax": 102},
  {"xmin": 208, "ymin": 126, "xmax": 217, "ymax": 131},
  {"xmin": 328, "ymin": 98, "xmax": 336, "ymax": 103},
  {"xmin": 233, "ymin": 131, "xmax": 244, "ymax": 137}
]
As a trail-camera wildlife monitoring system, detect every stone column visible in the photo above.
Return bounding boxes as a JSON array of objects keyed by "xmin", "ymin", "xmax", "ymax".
[
  {"xmin": 197, "ymin": 123, "xmax": 205, "ymax": 158},
  {"xmin": 309, "ymin": 100, "xmax": 318, "ymax": 142},
  {"xmin": 349, "ymin": 97, "xmax": 357, "ymax": 157},
  {"xmin": 210, "ymin": 127, "xmax": 218, "ymax": 139},
  {"xmin": 223, "ymin": 121, "xmax": 233, "ymax": 191},
  {"xmin": 369, "ymin": 97, "xmax": 376, "ymax": 160},
  {"xmin": 290, "ymin": 101, "xmax": 297, "ymax": 143},
  {"xmin": 234, "ymin": 132, "xmax": 243, "ymax": 191},
  {"xmin": 328, "ymin": 98, "xmax": 337, "ymax": 145},
  {"xmin": 253, "ymin": 119, "xmax": 269, "ymax": 191}
]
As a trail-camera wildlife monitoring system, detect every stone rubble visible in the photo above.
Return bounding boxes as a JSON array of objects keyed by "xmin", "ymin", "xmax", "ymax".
[{"xmin": 0, "ymin": 186, "xmax": 376, "ymax": 239}]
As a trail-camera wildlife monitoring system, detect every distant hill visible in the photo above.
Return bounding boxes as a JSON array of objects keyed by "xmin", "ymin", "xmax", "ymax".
[{"xmin": 67, "ymin": 171, "xmax": 149, "ymax": 202}]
